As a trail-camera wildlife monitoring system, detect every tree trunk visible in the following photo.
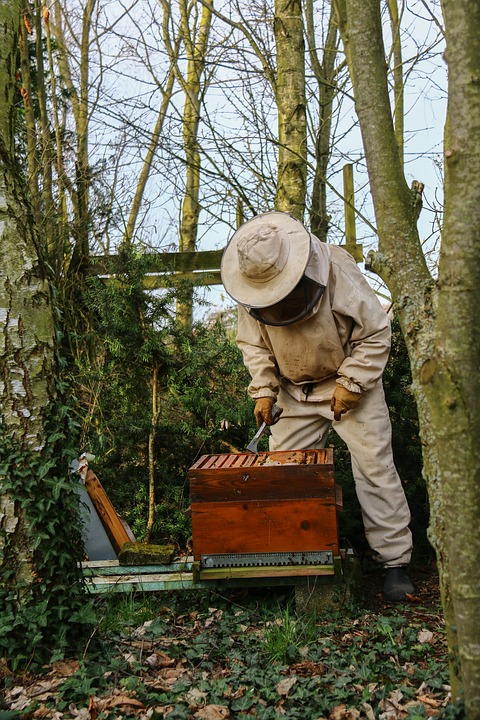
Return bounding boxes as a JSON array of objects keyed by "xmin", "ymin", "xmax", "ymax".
[
  {"xmin": 336, "ymin": 0, "xmax": 480, "ymax": 711},
  {"xmin": 1, "ymin": 0, "xmax": 88, "ymax": 664},
  {"xmin": 145, "ymin": 364, "xmax": 160, "ymax": 543},
  {"xmin": 274, "ymin": 0, "xmax": 307, "ymax": 220},
  {"xmin": 436, "ymin": 0, "xmax": 480, "ymax": 709},
  {"xmin": 305, "ymin": 1, "xmax": 339, "ymax": 240},
  {"xmin": 170, "ymin": 0, "xmax": 212, "ymax": 326},
  {"xmin": 1, "ymin": 0, "xmax": 56, "ymax": 449}
]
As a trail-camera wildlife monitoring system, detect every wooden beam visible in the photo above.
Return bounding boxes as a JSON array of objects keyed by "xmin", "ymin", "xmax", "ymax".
[
  {"xmin": 340, "ymin": 164, "xmax": 363, "ymax": 262},
  {"xmin": 198, "ymin": 564, "xmax": 335, "ymax": 580},
  {"xmin": 89, "ymin": 249, "xmax": 224, "ymax": 288}
]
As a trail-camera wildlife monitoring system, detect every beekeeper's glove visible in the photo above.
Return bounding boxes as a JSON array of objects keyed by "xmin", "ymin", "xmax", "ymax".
[
  {"xmin": 330, "ymin": 385, "xmax": 362, "ymax": 421},
  {"xmin": 254, "ymin": 397, "xmax": 275, "ymax": 427}
]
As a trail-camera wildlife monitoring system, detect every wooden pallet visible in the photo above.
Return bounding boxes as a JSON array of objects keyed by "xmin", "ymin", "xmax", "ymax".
[{"xmin": 82, "ymin": 556, "xmax": 342, "ymax": 594}]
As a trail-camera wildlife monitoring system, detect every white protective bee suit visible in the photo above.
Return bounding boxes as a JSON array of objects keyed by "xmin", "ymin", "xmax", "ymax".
[{"xmin": 221, "ymin": 211, "xmax": 413, "ymax": 569}]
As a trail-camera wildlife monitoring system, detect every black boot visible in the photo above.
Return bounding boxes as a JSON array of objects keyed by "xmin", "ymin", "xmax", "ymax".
[{"xmin": 383, "ymin": 566, "xmax": 414, "ymax": 602}]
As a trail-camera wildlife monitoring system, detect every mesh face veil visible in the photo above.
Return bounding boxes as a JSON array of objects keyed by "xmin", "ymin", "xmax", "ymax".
[{"xmin": 246, "ymin": 275, "xmax": 326, "ymax": 326}]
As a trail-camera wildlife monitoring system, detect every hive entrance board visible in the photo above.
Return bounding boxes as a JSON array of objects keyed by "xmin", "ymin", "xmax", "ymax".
[{"xmin": 188, "ymin": 448, "xmax": 342, "ymax": 578}]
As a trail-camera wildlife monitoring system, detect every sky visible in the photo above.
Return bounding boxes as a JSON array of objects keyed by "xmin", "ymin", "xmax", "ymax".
[{"xmin": 86, "ymin": 0, "xmax": 447, "ymax": 318}]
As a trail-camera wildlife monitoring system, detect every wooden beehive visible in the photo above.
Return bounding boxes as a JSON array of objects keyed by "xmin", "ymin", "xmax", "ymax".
[{"xmin": 188, "ymin": 448, "xmax": 342, "ymax": 568}]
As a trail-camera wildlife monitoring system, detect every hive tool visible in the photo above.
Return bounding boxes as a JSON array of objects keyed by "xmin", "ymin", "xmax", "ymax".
[{"xmin": 246, "ymin": 404, "xmax": 283, "ymax": 454}]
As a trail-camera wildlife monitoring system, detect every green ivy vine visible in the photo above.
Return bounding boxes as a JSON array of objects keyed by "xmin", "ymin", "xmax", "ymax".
[{"xmin": 0, "ymin": 398, "xmax": 96, "ymax": 670}]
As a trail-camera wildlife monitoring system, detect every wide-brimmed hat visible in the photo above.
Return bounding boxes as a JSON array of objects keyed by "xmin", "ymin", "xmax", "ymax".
[{"xmin": 220, "ymin": 211, "xmax": 311, "ymax": 308}]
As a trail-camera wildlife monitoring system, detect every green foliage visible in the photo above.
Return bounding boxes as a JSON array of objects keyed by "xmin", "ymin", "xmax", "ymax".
[
  {"xmin": 3, "ymin": 588, "xmax": 461, "ymax": 719},
  {"xmin": 75, "ymin": 249, "xmax": 253, "ymax": 546},
  {"xmin": 0, "ymin": 401, "xmax": 95, "ymax": 669}
]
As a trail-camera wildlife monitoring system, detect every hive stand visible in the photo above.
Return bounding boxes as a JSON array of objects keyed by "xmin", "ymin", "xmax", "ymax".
[{"xmin": 83, "ymin": 448, "xmax": 354, "ymax": 606}]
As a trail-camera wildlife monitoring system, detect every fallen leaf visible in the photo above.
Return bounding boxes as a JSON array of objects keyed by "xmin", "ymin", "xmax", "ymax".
[
  {"xmin": 185, "ymin": 687, "xmax": 208, "ymax": 705},
  {"xmin": 99, "ymin": 693, "xmax": 145, "ymax": 711},
  {"xmin": 144, "ymin": 651, "xmax": 176, "ymax": 669},
  {"xmin": 32, "ymin": 706, "xmax": 54, "ymax": 718},
  {"xmin": 69, "ymin": 706, "xmax": 91, "ymax": 720},
  {"xmin": 287, "ymin": 661, "xmax": 326, "ymax": 677},
  {"xmin": 122, "ymin": 652, "xmax": 137, "ymax": 665},
  {"xmin": 193, "ymin": 704, "xmax": 230, "ymax": 719},
  {"xmin": 329, "ymin": 704, "xmax": 361, "ymax": 720},
  {"xmin": 49, "ymin": 659, "xmax": 80, "ymax": 677},
  {"xmin": 417, "ymin": 695, "xmax": 440, "ymax": 708},
  {"xmin": 277, "ymin": 675, "xmax": 297, "ymax": 696},
  {"xmin": 418, "ymin": 629, "xmax": 434, "ymax": 644},
  {"xmin": 223, "ymin": 685, "xmax": 246, "ymax": 700}
]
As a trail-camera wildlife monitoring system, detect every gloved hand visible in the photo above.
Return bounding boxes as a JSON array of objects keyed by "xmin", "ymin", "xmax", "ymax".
[
  {"xmin": 330, "ymin": 385, "xmax": 362, "ymax": 421},
  {"xmin": 254, "ymin": 397, "xmax": 275, "ymax": 427}
]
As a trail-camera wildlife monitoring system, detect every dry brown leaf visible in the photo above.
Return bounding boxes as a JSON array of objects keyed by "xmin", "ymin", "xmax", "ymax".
[
  {"xmin": 144, "ymin": 666, "xmax": 190, "ymax": 691},
  {"xmin": 193, "ymin": 704, "xmax": 230, "ymax": 719},
  {"xmin": 49, "ymin": 659, "xmax": 80, "ymax": 678},
  {"xmin": 144, "ymin": 651, "xmax": 176, "ymax": 669},
  {"xmin": 417, "ymin": 629, "xmax": 434, "ymax": 644},
  {"xmin": 23, "ymin": 14, "xmax": 33, "ymax": 33},
  {"xmin": 223, "ymin": 685, "xmax": 246, "ymax": 700},
  {"xmin": 417, "ymin": 695, "xmax": 440, "ymax": 708},
  {"xmin": 287, "ymin": 660, "xmax": 326, "ymax": 677},
  {"xmin": 277, "ymin": 675, "xmax": 297, "ymax": 696},
  {"xmin": 329, "ymin": 704, "xmax": 361, "ymax": 720},
  {"xmin": 88, "ymin": 695, "xmax": 99, "ymax": 719},
  {"xmin": 362, "ymin": 702, "xmax": 376, "ymax": 720},
  {"xmin": 96, "ymin": 693, "xmax": 145, "ymax": 711},
  {"xmin": 32, "ymin": 706, "xmax": 53, "ymax": 718},
  {"xmin": 185, "ymin": 687, "xmax": 208, "ymax": 705}
]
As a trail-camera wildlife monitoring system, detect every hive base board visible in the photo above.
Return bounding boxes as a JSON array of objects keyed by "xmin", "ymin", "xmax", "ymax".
[{"xmin": 81, "ymin": 556, "xmax": 344, "ymax": 593}]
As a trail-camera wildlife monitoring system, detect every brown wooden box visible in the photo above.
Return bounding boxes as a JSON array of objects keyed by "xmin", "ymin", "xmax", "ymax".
[{"xmin": 189, "ymin": 448, "xmax": 342, "ymax": 563}]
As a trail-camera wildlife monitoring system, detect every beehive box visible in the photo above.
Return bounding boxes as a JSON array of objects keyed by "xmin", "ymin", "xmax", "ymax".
[{"xmin": 189, "ymin": 448, "xmax": 342, "ymax": 575}]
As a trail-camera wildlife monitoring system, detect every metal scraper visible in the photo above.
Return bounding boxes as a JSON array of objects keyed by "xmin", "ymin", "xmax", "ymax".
[{"xmin": 246, "ymin": 404, "xmax": 282, "ymax": 454}]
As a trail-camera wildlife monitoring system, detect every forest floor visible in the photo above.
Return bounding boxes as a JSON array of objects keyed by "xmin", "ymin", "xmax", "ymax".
[{"xmin": 1, "ymin": 559, "xmax": 465, "ymax": 720}]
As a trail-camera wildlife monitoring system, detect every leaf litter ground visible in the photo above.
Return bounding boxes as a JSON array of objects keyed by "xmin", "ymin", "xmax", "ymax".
[{"xmin": 1, "ymin": 561, "xmax": 465, "ymax": 719}]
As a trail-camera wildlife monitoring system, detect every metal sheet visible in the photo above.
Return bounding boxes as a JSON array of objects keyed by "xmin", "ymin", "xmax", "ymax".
[{"xmin": 201, "ymin": 550, "xmax": 333, "ymax": 568}]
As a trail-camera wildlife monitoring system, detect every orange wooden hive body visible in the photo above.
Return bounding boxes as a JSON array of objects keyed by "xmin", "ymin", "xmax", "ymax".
[{"xmin": 189, "ymin": 448, "xmax": 342, "ymax": 572}]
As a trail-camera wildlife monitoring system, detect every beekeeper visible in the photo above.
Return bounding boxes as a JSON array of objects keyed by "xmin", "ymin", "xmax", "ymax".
[{"xmin": 220, "ymin": 210, "xmax": 414, "ymax": 602}]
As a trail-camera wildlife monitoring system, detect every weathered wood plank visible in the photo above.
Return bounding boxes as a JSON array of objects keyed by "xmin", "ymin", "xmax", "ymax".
[
  {"xmin": 191, "ymin": 498, "xmax": 339, "ymax": 559},
  {"xmin": 84, "ymin": 470, "xmax": 131, "ymax": 554},
  {"xmin": 89, "ymin": 249, "xmax": 224, "ymax": 275},
  {"xmin": 81, "ymin": 560, "xmax": 194, "ymax": 576},
  {"xmin": 85, "ymin": 571, "xmax": 339, "ymax": 594},
  {"xmin": 189, "ymin": 466, "xmax": 336, "ymax": 502},
  {"xmin": 88, "ymin": 250, "xmax": 224, "ymax": 288},
  {"xmin": 198, "ymin": 564, "xmax": 335, "ymax": 580}
]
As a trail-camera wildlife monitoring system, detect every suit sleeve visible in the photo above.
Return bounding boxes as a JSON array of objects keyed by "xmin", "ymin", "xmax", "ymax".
[
  {"xmin": 236, "ymin": 306, "xmax": 280, "ymax": 399},
  {"xmin": 331, "ymin": 255, "xmax": 391, "ymax": 392}
]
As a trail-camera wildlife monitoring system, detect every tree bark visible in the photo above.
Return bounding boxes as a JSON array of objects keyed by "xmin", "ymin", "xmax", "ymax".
[
  {"xmin": 335, "ymin": 0, "xmax": 480, "ymax": 711},
  {"xmin": 305, "ymin": 1, "xmax": 339, "ymax": 240},
  {"xmin": 274, "ymin": 0, "xmax": 307, "ymax": 220},
  {"xmin": 161, "ymin": 0, "xmax": 212, "ymax": 326},
  {"xmin": 0, "ymin": 0, "xmax": 56, "ymax": 577},
  {"xmin": 436, "ymin": 0, "xmax": 480, "ymax": 710}
]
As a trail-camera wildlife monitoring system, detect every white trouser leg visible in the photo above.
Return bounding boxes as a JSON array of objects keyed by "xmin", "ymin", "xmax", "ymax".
[{"xmin": 270, "ymin": 382, "xmax": 412, "ymax": 567}]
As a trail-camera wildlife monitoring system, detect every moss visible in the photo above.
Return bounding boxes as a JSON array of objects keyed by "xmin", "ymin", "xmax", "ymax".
[{"xmin": 118, "ymin": 542, "xmax": 176, "ymax": 566}]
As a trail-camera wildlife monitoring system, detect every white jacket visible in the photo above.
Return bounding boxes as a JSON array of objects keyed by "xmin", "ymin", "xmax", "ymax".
[{"xmin": 236, "ymin": 239, "xmax": 391, "ymax": 402}]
